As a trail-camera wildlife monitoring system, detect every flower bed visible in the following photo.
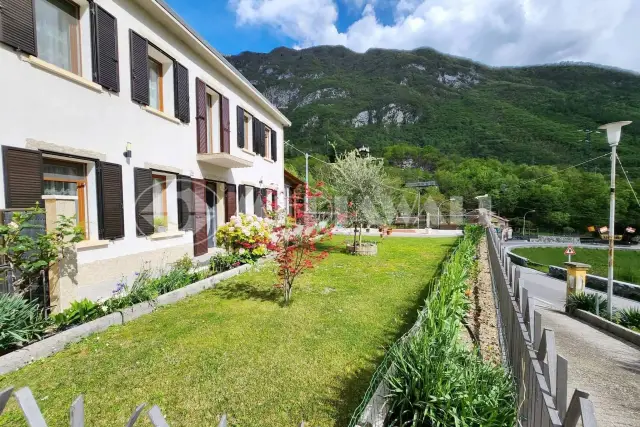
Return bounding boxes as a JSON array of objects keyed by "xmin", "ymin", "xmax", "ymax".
[{"xmin": 0, "ymin": 251, "xmax": 267, "ymax": 356}]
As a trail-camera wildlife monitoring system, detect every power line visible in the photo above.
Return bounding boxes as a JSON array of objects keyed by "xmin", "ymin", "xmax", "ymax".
[
  {"xmin": 521, "ymin": 153, "xmax": 610, "ymax": 184},
  {"xmin": 285, "ymin": 141, "xmax": 416, "ymax": 195},
  {"xmin": 616, "ymin": 154, "xmax": 640, "ymax": 209}
]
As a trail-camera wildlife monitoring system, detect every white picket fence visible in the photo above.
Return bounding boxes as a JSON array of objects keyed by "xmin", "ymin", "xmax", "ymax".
[
  {"xmin": 487, "ymin": 224, "xmax": 597, "ymax": 427},
  {"xmin": 0, "ymin": 386, "xmax": 307, "ymax": 427}
]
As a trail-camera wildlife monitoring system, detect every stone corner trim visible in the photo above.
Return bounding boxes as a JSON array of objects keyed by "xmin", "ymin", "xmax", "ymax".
[
  {"xmin": 26, "ymin": 139, "xmax": 107, "ymax": 162},
  {"xmin": 0, "ymin": 261, "xmax": 263, "ymax": 375},
  {"xmin": 574, "ymin": 309, "xmax": 640, "ymax": 347}
]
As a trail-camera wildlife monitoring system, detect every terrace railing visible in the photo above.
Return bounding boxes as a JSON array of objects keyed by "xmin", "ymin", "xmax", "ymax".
[
  {"xmin": 485, "ymin": 219, "xmax": 597, "ymax": 427},
  {"xmin": 0, "ymin": 386, "xmax": 307, "ymax": 427}
]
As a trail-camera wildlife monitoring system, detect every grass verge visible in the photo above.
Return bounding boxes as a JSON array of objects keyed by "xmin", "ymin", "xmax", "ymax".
[
  {"xmin": 0, "ymin": 236, "xmax": 454, "ymax": 427},
  {"xmin": 512, "ymin": 247, "xmax": 640, "ymax": 284}
]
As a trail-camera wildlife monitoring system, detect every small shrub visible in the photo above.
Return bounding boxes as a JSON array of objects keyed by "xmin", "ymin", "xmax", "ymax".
[
  {"xmin": 216, "ymin": 213, "xmax": 272, "ymax": 260},
  {"xmin": 0, "ymin": 294, "xmax": 48, "ymax": 351},
  {"xmin": 210, "ymin": 252, "xmax": 244, "ymax": 273},
  {"xmin": 52, "ymin": 298, "xmax": 105, "ymax": 330},
  {"xmin": 103, "ymin": 269, "xmax": 156, "ymax": 313},
  {"xmin": 616, "ymin": 308, "xmax": 640, "ymax": 330},
  {"xmin": 565, "ymin": 292, "xmax": 608, "ymax": 315}
]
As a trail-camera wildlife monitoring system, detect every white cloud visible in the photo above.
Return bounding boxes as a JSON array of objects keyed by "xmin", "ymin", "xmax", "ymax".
[{"xmin": 231, "ymin": 0, "xmax": 640, "ymax": 72}]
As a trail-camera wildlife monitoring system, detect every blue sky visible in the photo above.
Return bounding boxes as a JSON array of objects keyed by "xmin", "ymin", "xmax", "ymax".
[{"xmin": 165, "ymin": 0, "xmax": 640, "ymax": 72}]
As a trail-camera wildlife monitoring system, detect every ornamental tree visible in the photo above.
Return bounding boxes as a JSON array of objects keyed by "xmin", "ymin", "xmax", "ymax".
[
  {"xmin": 266, "ymin": 184, "xmax": 331, "ymax": 304},
  {"xmin": 324, "ymin": 149, "xmax": 391, "ymax": 246}
]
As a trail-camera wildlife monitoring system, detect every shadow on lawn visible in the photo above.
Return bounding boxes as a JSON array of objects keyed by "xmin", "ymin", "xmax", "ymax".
[
  {"xmin": 215, "ymin": 280, "xmax": 282, "ymax": 304},
  {"xmin": 327, "ymin": 243, "xmax": 456, "ymax": 424}
]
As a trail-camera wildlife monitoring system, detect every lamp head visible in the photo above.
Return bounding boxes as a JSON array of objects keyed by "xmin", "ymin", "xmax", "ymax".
[{"xmin": 598, "ymin": 121, "xmax": 632, "ymax": 146}]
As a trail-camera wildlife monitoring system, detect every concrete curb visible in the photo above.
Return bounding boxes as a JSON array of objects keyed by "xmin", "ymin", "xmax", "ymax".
[
  {"xmin": 0, "ymin": 260, "xmax": 267, "ymax": 375},
  {"xmin": 574, "ymin": 309, "xmax": 640, "ymax": 347}
]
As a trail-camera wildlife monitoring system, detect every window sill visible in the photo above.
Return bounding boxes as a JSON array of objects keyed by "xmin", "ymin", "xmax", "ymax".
[
  {"xmin": 76, "ymin": 240, "xmax": 110, "ymax": 251},
  {"xmin": 263, "ymin": 157, "xmax": 275, "ymax": 163},
  {"xmin": 42, "ymin": 195, "xmax": 78, "ymax": 200},
  {"xmin": 23, "ymin": 56, "xmax": 103, "ymax": 93},
  {"xmin": 241, "ymin": 148, "xmax": 256, "ymax": 156},
  {"xmin": 142, "ymin": 106, "xmax": 181, "ymax": 124},
  {"xmin": 147, "ymin": 230, "xmax": 185, "ymax": 241}
]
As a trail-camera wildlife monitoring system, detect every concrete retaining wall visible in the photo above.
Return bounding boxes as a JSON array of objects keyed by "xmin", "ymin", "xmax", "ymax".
[
  {"xmin": 549, "ymin": 265, "xmax": 640, "ymax": 302},
  {"xmin": 0, "ymin": 261, "xmax": 263, "ymax": 375},
  {"xmin": 529, "ymin": 236, "xmax": 581, "ymax": 244}
]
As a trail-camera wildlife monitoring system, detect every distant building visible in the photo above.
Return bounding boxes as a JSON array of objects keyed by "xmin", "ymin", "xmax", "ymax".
[{"xmin": 468, "ymin": 210, "xmax": 510, "ymax": 229}]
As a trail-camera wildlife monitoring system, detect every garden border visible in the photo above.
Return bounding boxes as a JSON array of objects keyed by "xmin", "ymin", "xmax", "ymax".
[
  {"xmin": 573, "ymin": 309, "xmax": 640, "ymax": 347},
  {"xmin": 0, "ymin": 261, "xmax": 263, "ymax": 375}
]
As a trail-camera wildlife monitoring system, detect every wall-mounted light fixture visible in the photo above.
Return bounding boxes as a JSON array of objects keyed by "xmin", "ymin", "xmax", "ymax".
[{"xmin": 123, "ymin": 142, "xmax": 132, "ymax": 159}]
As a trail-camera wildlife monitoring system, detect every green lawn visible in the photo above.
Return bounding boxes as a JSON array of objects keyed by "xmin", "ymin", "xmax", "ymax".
[
  {"xmin": 0, "ymin": 236, "xmax": 455, "ymax": 427},
  {"xmin": 513, "ymin": 247, "xmax": 640, "ymax": 284}
]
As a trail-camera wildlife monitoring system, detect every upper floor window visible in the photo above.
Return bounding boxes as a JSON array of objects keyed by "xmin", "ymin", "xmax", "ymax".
[
  {"xmin": 206, "ymin": 91, "xmax": 221, "ymax": 152},
  {"xmin": 244, "ymin": 112, "xmax": 252, "ymax": 150},
  {"xmin": 35, "ymin": 0, "xmax": 81, "ymax": 74},
  {"xmin": 264, "ymin": 125, "xmax": 272, "ymax": 160},
  {"xmin": 148, "ymin": 58, "xmax": 163, "ymax": 111}
]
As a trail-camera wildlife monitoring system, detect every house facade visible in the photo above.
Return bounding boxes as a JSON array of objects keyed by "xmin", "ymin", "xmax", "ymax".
[{"xmin": 0, "ymin": 0, "xmax": 290, "ymax": 309}]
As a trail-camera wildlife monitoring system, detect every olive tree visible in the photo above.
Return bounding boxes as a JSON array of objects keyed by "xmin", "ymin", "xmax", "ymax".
[{"xmin": 325, "ymin": 149, "xmax": 391, "ymax": 246}]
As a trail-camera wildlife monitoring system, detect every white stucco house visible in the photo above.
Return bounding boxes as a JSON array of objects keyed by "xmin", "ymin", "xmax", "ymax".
[{"xmin": 0, "ymin": 0, "xmax": 291, "ymax": 309}]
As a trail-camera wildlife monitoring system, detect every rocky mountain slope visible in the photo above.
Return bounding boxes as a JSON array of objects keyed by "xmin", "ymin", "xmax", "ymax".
[{"xmin": 228, "ymin": 46, "xmax": 640, "ymax": 169}]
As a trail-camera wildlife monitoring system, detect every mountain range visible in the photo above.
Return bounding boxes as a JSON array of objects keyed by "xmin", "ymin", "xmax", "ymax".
[{"xmin": 228, "ymin": 46, "xmax": 640, "ymax": 172}]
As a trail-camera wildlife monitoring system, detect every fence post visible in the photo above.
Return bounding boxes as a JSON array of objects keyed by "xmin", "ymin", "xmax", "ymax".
[
  {"xmin": 0, "ymin": 387, "xmax": 13, "ymax": 415},
  {"xmin": 148, "ymin": 405, "xmax": 170, "ymax": 427},
  {"xmin": 70, "ymin": 395, "xmax": 84, "ymax": 427},
  {"xmin": 563, "ymin": 390, "xmax": 590, "ymax": 426},
  {"xmin": 578, "ymin": 398, "xmax": 598, "ymax": 427},
  {"xmin": 218, "ymin": 414, "xmax": 228, "ymax": 427},
  {"xmin": 534, "ymin": 311, "xmax": 543, "ymax": 351},
  {"xmin": 514, "ymin": 266, "xmax": 520, "ymax": 292},
  {"xmin": 527, "ymin": 297, "xmax": 536, "ymax": 342},
  {"xmin": 557, "ymin": 355, "xmax": 569, "ymax": 421},
  {"xmin": 536, "ymin": 328, "xmax": 557, "ymax": 400},
  {"xmin": 14, "ymin": 387, "xmax": 47, "ymax": 427},
  {"xmin": 521, "ymin": 287, "xmax": 529, "ymax": 315},
  {"xmin": 126, "ymin": 404, "xmax": 147, "ymax": 427}
]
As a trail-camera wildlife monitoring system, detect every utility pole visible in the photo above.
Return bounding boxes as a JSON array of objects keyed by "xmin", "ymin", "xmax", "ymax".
[{"xmin": 598, "ymin": 121, "xmax": 631, "ymax": 318}]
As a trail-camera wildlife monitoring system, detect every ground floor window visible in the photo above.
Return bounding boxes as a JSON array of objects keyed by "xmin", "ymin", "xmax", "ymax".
[
  {"xmin": 152, "ymin": 175, "xmax": 168, "ymax": 231},
  {"xmin": 43, "ymin": 158, "xmax": 87, "ymax": 237}
]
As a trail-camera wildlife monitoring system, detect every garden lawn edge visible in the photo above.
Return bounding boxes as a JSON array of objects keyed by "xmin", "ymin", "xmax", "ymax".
[
  {"xmin": 0, "ymin": 260, "xmax": 264, "ymax": 375},
  {"xmin": 574, "ymin": 309, "xmax": 640, "ymax": 346}
]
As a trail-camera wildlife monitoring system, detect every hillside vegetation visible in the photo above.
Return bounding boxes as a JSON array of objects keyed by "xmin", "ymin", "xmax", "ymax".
[
  {"xmin": 229, "ymin": 46, "xmax": 640, "ymax": 168},
  {"xmin": 229, "ymin": 46, "xmax": 640, "ymax": 232}
]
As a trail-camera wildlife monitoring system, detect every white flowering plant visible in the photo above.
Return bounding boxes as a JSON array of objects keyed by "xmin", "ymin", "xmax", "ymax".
[{"xmin": 215, "ymin": 213, "xmax": 273, "ymax": 262}]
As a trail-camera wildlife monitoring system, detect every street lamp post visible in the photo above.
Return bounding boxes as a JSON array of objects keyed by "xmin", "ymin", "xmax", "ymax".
[
  {"xmin": 598, "ymin": 121, "xmax": 632, "ymax": 318},
  {"xmin": 523, "ymin": 210, "xmax": 535, "ymax": 238}
]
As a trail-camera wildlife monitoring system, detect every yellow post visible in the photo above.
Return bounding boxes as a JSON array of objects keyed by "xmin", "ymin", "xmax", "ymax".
[{"xmin": 564, "ymin": 262, "xmax": 590, "ymax": 296}]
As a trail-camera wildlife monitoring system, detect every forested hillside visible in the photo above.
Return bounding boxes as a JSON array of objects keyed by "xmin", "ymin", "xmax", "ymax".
[
  {"xmin": 229, "ymin": 46, "xmax": 640, "ymax": 169},
  {"xmin": 228, "ymin": 46, "xmax": 640, "ymax": 231}
]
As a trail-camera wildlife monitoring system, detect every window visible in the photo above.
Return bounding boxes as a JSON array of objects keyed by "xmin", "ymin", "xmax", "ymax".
[
  {"xmin": 43, "ymin": 158, "xmax": 87, "ymax": 236},
  {"xmin": 148, "ymin": 57, "xmax": 163, "ymax": 111},
  {"xmin": 244, "ymin": 112, "xmax": 252, "ymax": 150},
  {"xmin": 264, "ymin": 125, "xmax": 271, "ymax": 159},
  {"xmin": 205, "ymin": 91, "xmax": 221, "ymax": 153},
  {"xmin": 35, "ymin": 0, "xmax": 81, "ymax": 74},
  {"xmin": 152, "ymin": 175, "xmax": 167, "ymax": 231}
]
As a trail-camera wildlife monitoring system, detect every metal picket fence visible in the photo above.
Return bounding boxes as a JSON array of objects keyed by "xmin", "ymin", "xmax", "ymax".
[
  {"xmin": 0, "ymin": 386, "xmax": 307, "ymax": 426},
  {"xmin": 486, "ymin": 223, "xmax": 597, "ymax": 427}
]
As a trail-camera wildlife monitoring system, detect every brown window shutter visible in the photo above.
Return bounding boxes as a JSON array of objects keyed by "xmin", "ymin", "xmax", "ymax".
[
  {"xmin": 195, "ymin": 78, "xmax": 207, "ymax": 153},
  {"xmin": 91, "ymin": 4, "xmax": 119, "ymax": 92},
  {"xmin": 2, "ymin": 146, "xmax": 42, "ymax": 209},
  {"xmin": 271, "ymin": 129, "xmax": 277, "ymax": 162},
  {"xmin": 236, "ymin": 106, "xmax": 245, "ymax": 149},
  {"xmin": 98, "ymin": 162, "xmax": 124, "ymax": 240},
  {"xmin": 0, "ymin": 0, "xmax": 37, "ymax": 56},
  {"xmin": 192, "ymin": 179, "xmax": 207, "ymax": 256},
  {"xmin": 129, "ymin": 30, "xmax": 148, "ymax": 105},
  {"xmin": 177, "ymin": 175, "xmax": 193, "ymax": 230},
  {"xmin": 252, "ymin": 118, "xmax": 260, "ymax": 155},
  {"xmin": 225, "ymin": 184, "xmax": 237, "ymax": 222},
  {"xmin": 174, "ymin": 62, "xmax": 190, "ymax": 123},
  {"xmin": 220, "ymin": 96, "xmax": 230, "ymax": 153},
  {"xmin": 238, "ymin": 184, "xmax": 245, "ymax": 214},
  {"xmin": 133, "ymin": 167, "xmax": 154, "ymax": 236}
]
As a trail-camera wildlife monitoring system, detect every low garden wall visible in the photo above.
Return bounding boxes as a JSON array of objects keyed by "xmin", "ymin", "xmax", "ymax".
[
  {"xmin": 548, "ymin": 265, "xmax": 640, "ymax": 302},
  {"xmin": 529, "ymin": 236, "xmax": 581, "ymax": 244}
]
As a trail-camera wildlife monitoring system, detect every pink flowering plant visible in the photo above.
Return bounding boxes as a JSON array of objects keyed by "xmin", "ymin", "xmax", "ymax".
[
  {"xmin": 216, "ymin": 213, "xmax": 273, "ymax": 263},
  {"xmin": 266, "ymin": 183, "xmax": 332, "ymax": 304}
]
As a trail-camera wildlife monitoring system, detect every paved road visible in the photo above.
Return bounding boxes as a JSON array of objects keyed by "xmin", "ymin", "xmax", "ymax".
[
  {"xmin": 540, "ymin": 308, "xmax": 640, "ymax": 426},
  {"xmin": 519, "ymin": 266, "xmax": 640, "ymax": 311}
]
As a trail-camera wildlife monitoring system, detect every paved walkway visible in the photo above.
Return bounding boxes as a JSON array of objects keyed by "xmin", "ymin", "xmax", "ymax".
[{"xmin": 540, "ymin": 308, "xmax": 640, "ymax": 426}]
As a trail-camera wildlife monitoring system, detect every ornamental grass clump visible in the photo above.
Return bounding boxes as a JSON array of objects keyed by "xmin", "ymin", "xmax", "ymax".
[
  {"xmin": 0, "ymin": 293, "xmax": 48, "ymax": 352},
  {"xmin": 385, "ymin": 226, "xmax": 517, "ymax": 426},
  {"xmin": 216, "ymin": 213, "xmax": 272, "ymax": 262}
]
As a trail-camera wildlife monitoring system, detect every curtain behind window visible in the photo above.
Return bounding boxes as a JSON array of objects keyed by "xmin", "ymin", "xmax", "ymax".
[{"xmin": 35, "ymin": 0, "xmax": 76, "ymax": 72}]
